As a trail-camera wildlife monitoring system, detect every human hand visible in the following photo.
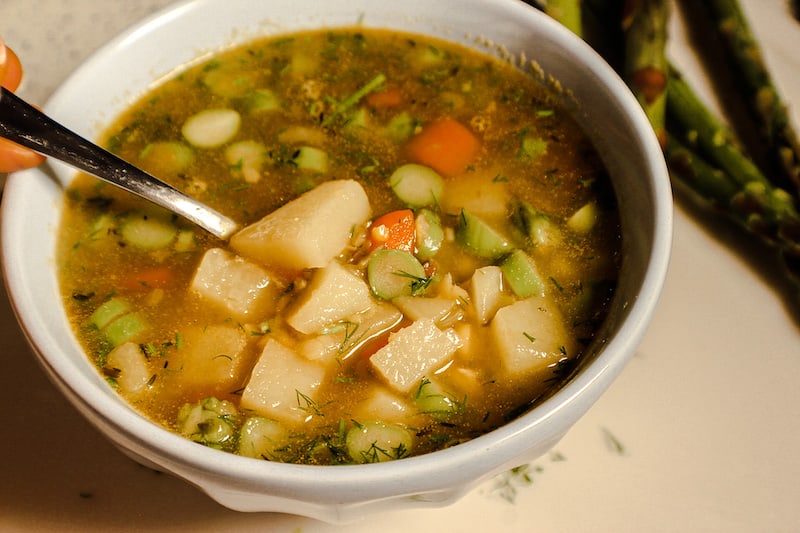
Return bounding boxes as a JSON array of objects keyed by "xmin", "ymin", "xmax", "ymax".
[{"xmin": 1, "ymin": 37, "xmax": 46, "ymax": 173}]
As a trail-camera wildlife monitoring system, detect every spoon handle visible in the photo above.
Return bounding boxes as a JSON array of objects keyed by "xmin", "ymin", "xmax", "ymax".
[{"xmin": 0, "ymin": 87, "xmax": 238, "ymax": 240}]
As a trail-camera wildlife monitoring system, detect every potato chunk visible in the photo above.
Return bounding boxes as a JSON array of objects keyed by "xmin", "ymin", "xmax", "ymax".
[
  {"xmin": 296, "ymin": 301, "xmax": 402, "ymax": 363},
  {"xmin": 105, "ymin": 342, "xmax": 151, "ymax": 396},
  {"xmin": 392, "ymin": 295, "xmax": 459, "ymax": 324},
  {"xmin": 230, "ymin": 180, "xmax": 371, "ymax": 272},
  {"xmin": 168, "ymin": 325, "xmax": 249, "ymax": 395},
  {"xmin": 469, "ymin": 265, "xmax": 506, "ymax": 324},
  {"xmin": 241, "ymin": 339, "xmax": 327, "ymax": 424},
  {"xmin": 490, "ymin": 296, "xmax": 576, "ymax": 375},
  {"xmin": 190, "ymin": 248, "xmax": 279, "ymax": 321},
  {"xmin": 370, "ymin": 318, "xmax": 462, "ymax": 393},
  {"xmin": 286, "ymin": 260, "xmax": 375, "ymax": 335}
]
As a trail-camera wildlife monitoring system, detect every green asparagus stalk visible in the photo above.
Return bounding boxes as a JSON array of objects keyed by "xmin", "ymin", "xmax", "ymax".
[
  {"xmin": 545, "ymin": 0, "xmax": 584, "ymax": 37},
  {"xmin": 666, "ymin": 135, "xmax": 800, "ymax": 251},
  {"xmin": 701, "ymin": 0, "xmax": 800, "ymax": 197},
  {"xmin": 667, "ymin": 66, "xmax": 800, "ymax": 254},
  {"xmin": 539, "ymin": 0, "xmax": 800, "ymax": 293},
  {"xmin": 621, "ymin": 0, "xmax": 670, "ymax": 146},
  {"xmin": 666, "ymin": 65, "xmax": 771, "ymax": 190}
]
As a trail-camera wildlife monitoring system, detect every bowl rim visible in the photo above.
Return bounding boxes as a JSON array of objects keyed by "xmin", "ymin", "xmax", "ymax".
[{"xmin": 0, "ymin": 0, "xmax": 672, "ymax": 509}]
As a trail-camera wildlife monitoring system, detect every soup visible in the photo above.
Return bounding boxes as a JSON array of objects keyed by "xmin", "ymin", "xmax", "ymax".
[{"xmin": 57, "ymin": 28, "xmax": 620, "ymax": 464}]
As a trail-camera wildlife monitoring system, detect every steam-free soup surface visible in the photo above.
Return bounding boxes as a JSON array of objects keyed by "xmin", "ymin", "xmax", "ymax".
[{"xmin": 58, "ymin": 28, "xmax": 620, "ymax": 464}]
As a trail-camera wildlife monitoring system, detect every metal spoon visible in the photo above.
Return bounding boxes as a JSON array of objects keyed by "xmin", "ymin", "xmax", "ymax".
[{"xmin": 0, "ymin": 87, "xmax": 239, "ymax": 240}]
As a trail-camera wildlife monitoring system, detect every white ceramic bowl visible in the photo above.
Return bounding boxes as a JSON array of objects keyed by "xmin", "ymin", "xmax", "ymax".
[{"xmin": 1, "ymin": 0, "xmax": 671, "ymax": 523}]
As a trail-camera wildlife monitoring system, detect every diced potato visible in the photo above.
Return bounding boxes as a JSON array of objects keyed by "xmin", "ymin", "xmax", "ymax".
[
  {"xmin": 296, "ymin": 301, "xmax": 402, "ymax": 362},
  {"xmin": 230, "ymin": 180, "xmax": 371, "ymax": 272},
  {"xmin": 469, "ymin": 265, "xmax": 506, "ymax": 324},
  {"xmin": 439, "ymin": 167, "xmax": 510, "ymax": 219},
  {"xmin": 489, "ymin": 296, "xmax": 576, "ymax": 375},
  {"xmin": 241, "ymin": 339, "xmax": 327, "ymax": 424},
  {"xmin": 104, "ymin": 342, "xmax": 151, "ymax": 396},
  {"xmin": 168, "ymin": 325, "xmax": 249, "ymax": 395},
  {"xmin": 296, "ymin": 332, "xmax": 344, "ymax": 363},
  {"xmin": 370, "ymin": 318, "xmax": 462, "ymax": 393},
  {"xmin": 190, "ymin": 248, "xmax": 280, "ymax": 321},
  {"xmin": 392, "ymin": 295, "xmax": 458, "ymax": 324},
  {"xmin": 286, "ymin": 261, "xmax": 375, "ymax": 335},
  {"xmin": 353, "ymin": 387, "xmax": 419, "ymax": 425},
  {"xmin": 444, "ymin": 366, "xmax": 482, "ymax": 397}
]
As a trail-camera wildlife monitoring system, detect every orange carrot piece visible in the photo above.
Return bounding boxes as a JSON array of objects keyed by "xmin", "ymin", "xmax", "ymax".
[
  {"xmin": 404, "ymin": 117, "xmax": 481, "ymax": 177},
  {"xmin": 122, "ymin": 266, "xmax": 174, "ymax": 291},
  {"xmin": 365, "ymin": 85, "xmax": 404, "ymax": 108},
  {"xmin": 369, "ymin": 209, "xmax": 416, "ymax": 252}
]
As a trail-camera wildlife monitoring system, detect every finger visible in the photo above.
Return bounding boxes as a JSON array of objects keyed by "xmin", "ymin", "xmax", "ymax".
[
  {"xmin": 1, "ymin": 44, "xmax": 24, "ymax": 91},
  {"xmin": 0, "ymin": 137, "xmax": 46, "ymax": 173}
]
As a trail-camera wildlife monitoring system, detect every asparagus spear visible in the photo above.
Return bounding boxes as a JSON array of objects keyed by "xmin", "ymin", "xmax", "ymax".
[
  {"xmin": 701, "ymin": 0, "xmax": 800, "ymax": 197},
  {"xmin": 666, "ymin": 65, "xmax": 771, "ymax": 190},
  {"xmin": 539, "ymin": 0, "xmax": 800, "ymax": 292},
  {"xmin": 545, "ymin": 0, "xmax": 584, "ymax": 37},
  {"xmin": 621, "ymin": 0, "xmax": 670, "ymax": 146},
  {"xmin": 666, "ymin": 135, "xmax": 800, "ymax": 251}
]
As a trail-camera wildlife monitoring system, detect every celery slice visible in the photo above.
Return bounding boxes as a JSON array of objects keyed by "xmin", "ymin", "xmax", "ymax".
[
  {"xmin": 89, "ymin": 297, "xmax": 131, "ymax": 330},
  {"xmin": 501, "ymin": 249, "xmax": 545, "ymax": 298},
  {"xmin": 367, "ymin": 249, "xmax": 428, "ymax": 300},
  {"xmin": 389, "ymin": 163, "xmax": 444, "ymax": 208},
  {"xmin": 455, "ymin": 209, "xmax": 512, "ymax": 260},
  {"xmin": 414, "ymin": 208, "xmax": 444, "ymax": 261},
  {"xmin": 104, "ymin": 312, "xmax": 148, "ymax": 346},
  {"xmin": 346, "ymin": 421, "xmax": 413, "ymax": 463},
  {"xmin": 120, "ymin": 211, "xmax": 177, "ymax": 250}
]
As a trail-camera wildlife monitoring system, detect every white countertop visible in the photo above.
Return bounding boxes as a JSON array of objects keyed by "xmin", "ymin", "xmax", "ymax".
[{"xmin": 1, "ymin": 1, "xmax": 799, "ymax": 531}]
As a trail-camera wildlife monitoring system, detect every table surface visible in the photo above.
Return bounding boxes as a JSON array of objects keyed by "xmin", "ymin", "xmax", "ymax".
[{"xmin": 1, "ymin": 1, "xmax": 799, "ymax": 531}]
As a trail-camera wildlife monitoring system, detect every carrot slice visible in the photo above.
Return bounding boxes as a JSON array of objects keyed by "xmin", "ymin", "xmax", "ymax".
[
  {"xmin": 365, "ymin": 85, "xmax": 403, "ymax": 108},
  {"xmin": 404, "ymin": 117, "xmax": 481, "ymax": 177},
  {"xmin": 369, "ymin": 209, "xmax": 416, "ymax": 252},
  {"xmin": 122, "ymin": 266, "xmax": 174, "ymax": 291}
]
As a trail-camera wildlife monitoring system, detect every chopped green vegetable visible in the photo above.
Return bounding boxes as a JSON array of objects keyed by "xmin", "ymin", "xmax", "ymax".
[
  {"xmin": 246, "ymin": 88, "xmax": 281, "ymax": 112},
  {"xmin": 103, "ymin": 312, "xmax": 148, "ymax": 346},
  {"xmin": 455, "ymin": 209, "xmax": 513, "ymax": 260},
  {"xmin": 291, "ymin": 146, "xmax": 329, "ymax": 173},
  {"xmin": 567, "ymin": 200, "xmax": 599, "ymax": 234},
  {"xmin": 385, "ymin": 111, "xmax": 417, "ymax": 142},
  {"xmin": 177, "ymin": 397, "xmax": 239, "ymax": 449},
  {"xmin": 519, "ymin": 136, "xmax": 548, "ymax": 160},
  {"xmin": 511, "ymin": 200, "xmax": 561, "ymax": 247},
  {"xmin": 322, "ymin": 73, "xmax": 386, "ymax": 127},
  {"xmin": 415, "ymin": 378, "xmax": 464, "ymax": 418},
  {"xmin": 181, "ymin": 108, "xmax": 241, "ymax": 148},
  {"xmin": 389, "ymin": 163, "xmax": 444, "ymax": 208},
  {"xmin": 345, "ymin": 420, "xmax": 413, "ymax": 463},
  {"xmin": 367, "ymin": 248, "xmax": 429, "ymax": 300},
  {"xmin": 237, "ymin": 416, "xmax": 289, "ymax": 459},
  {"xmin": 89, "ymin": 297, "xmax": 130, "ymax": 330},
  {"xmin": 120, "ymin": 211, "xmax": 178, "ymax": 250},
  {"xmin": 414, "ymin": 208, "xmax": 444, "ymax": 261},
  {"xmin": 501, "ymin": 249, "xmax": 545, "ymax": 298}
]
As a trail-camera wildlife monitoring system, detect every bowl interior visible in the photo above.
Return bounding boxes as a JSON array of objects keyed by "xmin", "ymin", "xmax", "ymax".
[{"xmin": 0, "ymin": 0, "xmax": 671, "ymax": 519}]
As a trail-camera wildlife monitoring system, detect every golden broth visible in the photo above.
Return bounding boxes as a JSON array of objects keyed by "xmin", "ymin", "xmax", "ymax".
[{"xmin": 58, "ymin": 28, "xmax": 620, "ymax": 464}]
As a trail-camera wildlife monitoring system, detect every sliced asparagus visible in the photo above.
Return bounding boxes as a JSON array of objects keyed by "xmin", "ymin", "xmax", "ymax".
[{"xmin": 701, "ymin": 0, "xmax": 800, "ymax": 197}]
